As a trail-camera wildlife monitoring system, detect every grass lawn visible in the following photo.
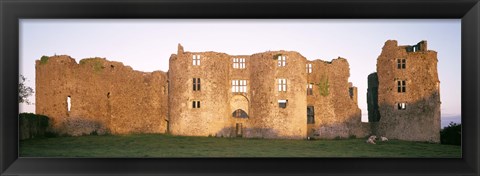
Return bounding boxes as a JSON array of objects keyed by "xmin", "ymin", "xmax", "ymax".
[{"xmin": 20, "ymin": 134, "xmax": 461, "ymax": 158}]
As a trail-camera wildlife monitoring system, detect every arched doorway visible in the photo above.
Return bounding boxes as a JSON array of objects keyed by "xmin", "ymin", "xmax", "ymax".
[{"xmin": 230, "ymin": 95, "xmax": 249, "ymax": 137}]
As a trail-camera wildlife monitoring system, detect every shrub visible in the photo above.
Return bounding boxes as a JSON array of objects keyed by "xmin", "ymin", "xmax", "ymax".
[
  {"xmin": 440, "ymin": 122, "xmax": 461, "ymax": 145},
  {"xmin": 93, "ymin": 61, "xmax": 104, "ymax": 72},
  {"xmin": 79, "ymin": 59, "xmax": 105, "ymax": 72},
  {"xmin": 348, "ymin": 135, "xmax": 356, "ymax": 139},
  {"xmin": 40, "ymin": 56, "xmax": 49, "ymax": 64},
  {"xmin": 90, "ymin": 130, "xmax": 98, "ymax": 136},
  {"xmin": 44, "ymin": 131, "xmax": 59, "ymax": 138},
  {"xmin": 19, "ymin": 113, "xmax": 50, "ymax": 140}
]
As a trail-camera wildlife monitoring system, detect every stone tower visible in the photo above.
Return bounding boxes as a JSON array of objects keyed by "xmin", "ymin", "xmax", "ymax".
[
  {"xmin": 372, "ymin": 40, "xmax": 441, "ymax": 142},
  {"xmin": 367, "ymin": 72, "xmax": 380, "ymax": 122}
]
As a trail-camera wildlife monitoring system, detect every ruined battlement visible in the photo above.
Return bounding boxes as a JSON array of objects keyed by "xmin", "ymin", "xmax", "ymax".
[
  {"xmin": 169, "ymin": 44, "xmax": 362, "ymax": 139},
  {"xmin": 36, "ymin": 40, "xmax": 439, "ymax": 142},
  {"xmin": 36, "ymin": 55, "xmax": 168, "ymax": 136}
]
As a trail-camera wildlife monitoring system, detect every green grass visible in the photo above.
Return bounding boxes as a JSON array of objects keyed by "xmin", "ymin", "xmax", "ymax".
[{"xmin": 19, "ymin": 134, "xmax": 461, "ymax": 158}]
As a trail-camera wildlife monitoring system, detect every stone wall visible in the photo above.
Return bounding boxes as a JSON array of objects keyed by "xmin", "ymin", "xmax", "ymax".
[
  {"xmin": 247, "ymin": 51, "xmax": 307, "ymax": 139},
  {"xmin": 367, "ymin": 72, "xmax": 380, "ymax": 122},
  {"xmin": 36, "ymin": 41, "xmax": 440, "ymax": 141},
  {"xmin": 36, "ymin": 55, "xmax": 168, "ymax": 136},
  {"xmin": 168, "ymin": 44, "xmax": 231, "ymax": 137},
  {"xmin": 168, "ymin": 46, "xmax": 310, "ymax": 139},
  {"xmin": 167, "ymin": 45, "xmax": 362, "ymax": 139},
  {"xmin": 374, "ymin": 40, "xmax": 440, "ymax": 142},
  {"xmin": 306, "ymin": 59, "xmax": 367, "ymax": 139}
]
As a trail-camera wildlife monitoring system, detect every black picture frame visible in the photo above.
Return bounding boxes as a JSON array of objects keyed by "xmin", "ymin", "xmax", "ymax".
[{"xmin": 1, "ymin": 0, "xmax": 478, "ymax": 175}]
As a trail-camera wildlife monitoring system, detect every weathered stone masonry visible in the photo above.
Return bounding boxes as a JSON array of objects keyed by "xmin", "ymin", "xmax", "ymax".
[
  {"xmin": 36, "ymin": 56, "xmax": 168, "ymax": 136},
  {"xmin": 168, "ymin": 44, "xmax": 365, "ymax": 139},
  {"xmin": 36, "ymin": 40, "xmax": 440, "ymax": 142},
  {"xmin": 367, "ymin": 40, "xmax": 441, "ymax": 142}
]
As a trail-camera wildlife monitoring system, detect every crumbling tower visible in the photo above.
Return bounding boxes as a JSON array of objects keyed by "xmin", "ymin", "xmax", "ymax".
[
  {"xmin": 367, "ymin": 72, "xmax": 380, "ymax": 122},
  {"xmin": 372, "ymin": 40, "xmax": 441, "ymax": 142}
]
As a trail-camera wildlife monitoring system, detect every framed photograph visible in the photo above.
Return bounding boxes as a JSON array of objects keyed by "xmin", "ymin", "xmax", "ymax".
[{"xmin": 1, "ymin": 0, "xmax": 479, "ymax": 175}]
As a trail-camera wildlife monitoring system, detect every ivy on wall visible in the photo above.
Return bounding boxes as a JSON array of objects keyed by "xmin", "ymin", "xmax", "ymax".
[{"xmin": 317, "ymin": 75, "xmax": 329, "ymax": 96}]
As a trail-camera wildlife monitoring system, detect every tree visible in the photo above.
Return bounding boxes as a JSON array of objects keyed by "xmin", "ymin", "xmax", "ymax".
[
  {"xmin": 440, "ymin": 122, "xmax": 461, "ymax": 145},
  {"xmin": 19, "ymin": 75, "xmax": 34, "ymax": 104}
]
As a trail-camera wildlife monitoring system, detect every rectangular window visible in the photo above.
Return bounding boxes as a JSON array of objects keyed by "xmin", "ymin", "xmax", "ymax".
[
  {"xmin": 307, "ymin": 106, "xmax": 315, "ymax": 124},
  {"xmin": 278, "ymin": 79, "xmax": 287, "ymax": 92},
  {"xmin": 277, "ymin": 55, "xmax": 286, "ymax": 67},
  {"xmin": 397, "ymin": 103, "xmax": 406, "ymax": 110},
  {"xmin": 232, "ymin": 80, "xmax": 247, "ymax": 93},
  {"xmin": 233, "ymin": 58, "xmax": 246, "ymax": 69},
  {"xmin": 193, "ymin": 78, "xmax": 201, "ymax": 91},
  {"xmin": 397, "ymin": 59, "xmax": 406, "ymax": 69},
  {"xmin": 192, "ymin": 54, "xmax": 201, "ymax": 66},
  {"xmin": 67, "ymin": 96, "xmax": 71, "ymax": 112},
  {"xmin": 307, "ymin": 83, "xmax": 313, "ymax": 95},
  {"xmin": 278, "ymin": 100, "xmax": 287, "ymax": 108},
  {"xmin": 192, "ymin": 101, "xmax": 201, "ymax": 108},
  {"xmin": 306, "ymin": 63, "xmax": 312, "ymax": 73},
  {"xmin": 397, "ymin": 80, "xmax": 406, "ymax": 93},
  {"xmin": 233, "ymin": 58, "xmax": 238, "ymax": 68}
]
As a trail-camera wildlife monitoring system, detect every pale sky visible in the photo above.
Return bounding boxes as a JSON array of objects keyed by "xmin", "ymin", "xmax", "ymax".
[{"xmin": 19, "ymin": 19, "xmax": 461, "ymax": 127}]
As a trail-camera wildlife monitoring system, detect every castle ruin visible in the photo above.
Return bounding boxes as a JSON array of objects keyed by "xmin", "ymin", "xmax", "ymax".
[
  {"xmin": 367, "ymin": 40, "xmax": 441, "ymax": 142},
  {"xmin": 35, "ymin": 40, "xmax": 440, "ymax": 142}
]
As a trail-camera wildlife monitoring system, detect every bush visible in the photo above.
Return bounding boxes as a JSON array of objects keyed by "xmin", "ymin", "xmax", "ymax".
[
  {"xmin": 19, "ymin": 113, "xmax": 50, "ymax": 140},
  {"xmin": 440, "ymin": 122, "xmax": 461, "ymax": 145},
  {"xmin": 90, "ymin": 130, "xmax": 98, "ymax": 136},
  {"xmin": 40, "ymin": 56, "xmax": 49, "ymax": 64},
  {"xmin": 44, "ymin": 131, "xmax": 59, "ymax": 138}
]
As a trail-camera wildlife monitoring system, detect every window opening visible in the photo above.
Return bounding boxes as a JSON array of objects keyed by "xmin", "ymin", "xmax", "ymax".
[
  {"xmin": 307, "ymin": 106, "xmax": 315, "ymax": 124},
  {"xmin": 192, "ymin": 101, "xmax": 201, "ymax": 108},
  {"xmin": 232, "ymin": 80, "xmax": 247, "ymax": 93},
  {"xmin": 233, "ymin": 58, "xmax": 246, "ymax": 69},
  {"xmin": 397, "ymin": 80, "xmax": 406, "ymax": 93},
  {"xmin": 397, "ymin": 59, "xmax": 406, "ymax": 69},
  {"xmin": 278, "ymin": 55, "xmax": 286, "ymax": 67},
  {"xmin": 278, "ymin": 79, "xmax": 287, "ymax": 92},
  {"xmin": 67, "ymin": 96, "xmax": 71, "ymax": 112},
  {"xmin": 306, "ymin": 63, "xmax": 312, "ymax": 73},
  {"xmin": 307, "ymin": 83, "xmax": 313, "ymax": 95},
  {"xmin": 192, "ymin": 55, "xmax": 201, "ymax": 66},
  {"xmin": 193, "ymin": 78, "xmax": 201, "ymax": 91},
  {"xmin": 278, "ymin": 99, "xmax": 287, "ymax": 108}
]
